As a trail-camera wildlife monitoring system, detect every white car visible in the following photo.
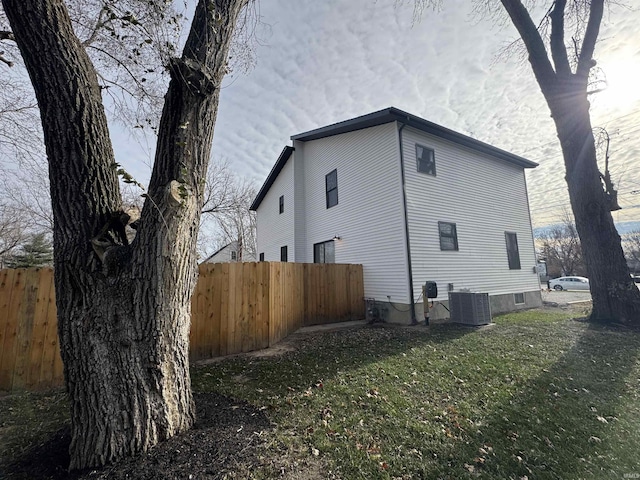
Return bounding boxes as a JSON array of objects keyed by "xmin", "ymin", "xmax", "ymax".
[{"xmin": 549, "ymin": 276, "xmax": 590, "ymax": 291}]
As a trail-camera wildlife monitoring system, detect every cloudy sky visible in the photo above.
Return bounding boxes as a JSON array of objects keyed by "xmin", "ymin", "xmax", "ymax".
[{"xmin": 117, "ymin": 0, "xmax": 640, "ymax": 228}]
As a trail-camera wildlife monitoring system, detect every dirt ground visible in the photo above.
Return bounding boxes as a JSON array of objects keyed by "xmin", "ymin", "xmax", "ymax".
[{"xmin": 4, "ymin": 392, "xmax": 277, "ymax": 480}]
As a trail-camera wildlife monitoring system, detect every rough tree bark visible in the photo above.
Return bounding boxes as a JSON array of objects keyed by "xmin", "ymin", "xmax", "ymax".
[
  {"xmin": 2, "ymin": 0, "xmax": 249, "ymax": 470},
  {"xmin": 501, "ymin": 0, "xmax": 640, "ymax": 323}
]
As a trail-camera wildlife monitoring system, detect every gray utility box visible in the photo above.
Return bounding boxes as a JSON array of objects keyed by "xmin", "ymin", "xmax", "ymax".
[{"xmin": 449, "ymin": 292, "xmax": 492, "ymax": 325}]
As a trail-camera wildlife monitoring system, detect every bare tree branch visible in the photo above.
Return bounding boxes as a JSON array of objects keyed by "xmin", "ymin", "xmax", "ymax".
[
  {"xmin": 549, "ymin": 0, "xmax": 571, "ymax": 75},
  {"xmin": 576, "ymin": 0, "xmax": 604, "ymax": 78},
  {"xmin": 499, "ymin": 0, "xmax": 557, "ymax": 93}
]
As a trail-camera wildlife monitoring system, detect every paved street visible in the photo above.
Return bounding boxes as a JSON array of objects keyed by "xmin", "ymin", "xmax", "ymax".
[
  {"xmin": 542, "ymin": 289, "xmax": 592, "ymax": 305},
  {"xmin": 541, "ymin": 284, "xmax": 640, "ymax": 305}
]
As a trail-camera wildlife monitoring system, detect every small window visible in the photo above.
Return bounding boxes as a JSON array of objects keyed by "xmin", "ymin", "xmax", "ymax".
[
  {"xmin": 505, "ymin": 232, "xmax": 521, "ymax": 270},
  {"xmin": 438, "ymin": 222, "xmax": 458, "ymax": 251},
  {"xmin": 280, "ymin": 246, "xmax": 288, "ymax": 262},
  {"xmin": 230, "ymin": 251, "xmax": 237, "ymax": 261},
  {"xmin": 313, "ymin": 240, "xmax": 335, "ymax": 264},
  {"xmin": 279, "ymin": 195, "xmax": 284, "ymax": 214},
  {"xmin": 514, "ymin": 292, "xmax": 525, "ymax": 305},
  {"xmin": 325, "ymin": 169, "xmax": 338, "ymax": 208},
  {"xmin": 416, "ymin": 144, "xmax": 436, "ymax": 176},
  {"xmin": 259, "ymin": 253, "xmax": 265, "ymax": 262}
]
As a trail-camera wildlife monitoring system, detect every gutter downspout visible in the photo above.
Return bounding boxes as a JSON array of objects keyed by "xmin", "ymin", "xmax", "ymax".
[{"xmin": 398, "ymin": 121, "xmax": 418, "ymax": 324}]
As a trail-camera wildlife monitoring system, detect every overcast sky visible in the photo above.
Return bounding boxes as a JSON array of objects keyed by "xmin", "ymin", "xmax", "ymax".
[{"xmin": 116, "ymin": 0, "xmax": 640, "ymax": 228}]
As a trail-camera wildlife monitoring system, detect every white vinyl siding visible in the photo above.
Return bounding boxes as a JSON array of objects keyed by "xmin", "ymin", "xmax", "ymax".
[
  {"xmin": 293, "ymin": 141, "xmax": 307, "ymax": 261},
  {"xmin": 298, "ymin": 123, "xmax": 410, "ymax": 302},
  {"xmin": 402, "ymin": 126, "xmax": 539, "ymax": 301},
  {"xmin": 255, "ymin": 155, "xmax": 296, "ymax": 261}
]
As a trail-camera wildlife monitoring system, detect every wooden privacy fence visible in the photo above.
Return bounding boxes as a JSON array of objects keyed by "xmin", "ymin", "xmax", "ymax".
[{"xmin": 0, "ymin": 263, "xmax": 364, "ymax": 392}]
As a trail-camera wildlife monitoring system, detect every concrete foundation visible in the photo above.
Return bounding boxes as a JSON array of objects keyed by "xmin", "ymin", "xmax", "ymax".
[{"xmin": 371, "ymin": 290, "xmax": 543, "ymax": 325}]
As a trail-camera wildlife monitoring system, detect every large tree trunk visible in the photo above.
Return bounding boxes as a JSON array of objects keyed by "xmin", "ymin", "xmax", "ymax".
[
  {"xmin": 499, "ymin": 0, "xmax": 640, "ymax": 325},
  {"xmin": 548, "ymin": 81, "xmax": 640, "ymax": 323},
  {"xmin": 2, "ymin": 0, "xmax": 248, "ymax": 470}
]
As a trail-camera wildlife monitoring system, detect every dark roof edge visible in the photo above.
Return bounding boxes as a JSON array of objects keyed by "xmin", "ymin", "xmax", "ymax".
[
  {"xmin": 291, "ymin": 107, "xmax": 537, "ymax": 169},
  {"xmin": 250, "ymin": 145, "xmax": 295, "ymax": 211}
]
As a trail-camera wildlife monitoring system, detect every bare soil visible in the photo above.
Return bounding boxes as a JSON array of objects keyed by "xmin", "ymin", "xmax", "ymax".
[{"xmin": 3, "ymin": 392, "xmax": 274, "ymax": 480}]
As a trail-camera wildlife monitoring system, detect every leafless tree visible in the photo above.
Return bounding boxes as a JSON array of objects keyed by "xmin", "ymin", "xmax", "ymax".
[
  {"xmin": 412, "ymin": 0, "xmax": 640, "ymax": 323},
  {"xmin": 1, "ymin": 0, "xmax": 252, "ymax": 471},
  {"xmin": 0, "ymin": 201, "xmax": 28, "ymax": 268},
  {"xmin": 623, "ymin": 230, "xmax": 640, "ymax": 275},
  {"xmin": 537, "ymin": 210, "xmax": 585, "ymax": 278},
  {"xmin": 200, "ymin": 159, "xmax": 257, "ymax": 260}
]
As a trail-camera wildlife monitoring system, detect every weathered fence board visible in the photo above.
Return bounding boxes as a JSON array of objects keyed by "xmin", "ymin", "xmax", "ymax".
[{"xmin": 0, "ymin": 263, "xmax": 364, "ymax": 391}]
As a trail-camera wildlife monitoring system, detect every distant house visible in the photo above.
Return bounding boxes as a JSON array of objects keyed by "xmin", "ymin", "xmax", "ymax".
[
  {"xmin": 250, "ymin": 107, "xmax": 542, "ymax": 323},
  {"xmin": 202, "ymin": 240, "xmax": 256, "ymax": 263}
]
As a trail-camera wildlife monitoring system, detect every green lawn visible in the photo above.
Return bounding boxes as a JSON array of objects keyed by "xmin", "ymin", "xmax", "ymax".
[
  {"xmin": 3, "ymin": 308, "xmax": 640, "ymax": 479},
  {"xmin": 193, "ymin": 309, "xmax": 640, "ymax": 479}
]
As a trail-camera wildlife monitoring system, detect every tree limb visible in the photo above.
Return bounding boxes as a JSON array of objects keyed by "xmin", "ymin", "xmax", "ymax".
[
  {"xmin": 500, "ymin": 0, "xmax": 557, "ymax": 94},
  {"xmin": 0, "ymin": 52, "xmax": 14, "ymax": 67},
  {"xmin": 576, "ymin": 0, "xmax": 604, "ymax": 79},
  {"xmin": 81, "ymin": 7, "xmax": 110, "ymax": 47},
  {"xmin": 549, "ymin": 0, "xmax": 571, "ymax": 75}
]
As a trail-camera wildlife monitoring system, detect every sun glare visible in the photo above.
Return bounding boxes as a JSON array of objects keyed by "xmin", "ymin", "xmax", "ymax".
[{"xmin": 595, "ymin": 56, "xmax": 640, "ymax": 111}]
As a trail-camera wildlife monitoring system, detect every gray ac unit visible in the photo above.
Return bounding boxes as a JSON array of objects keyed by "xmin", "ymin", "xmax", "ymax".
[{"xmin": 449, "ymin": 292, "xmax": 492, "ymax": 325}]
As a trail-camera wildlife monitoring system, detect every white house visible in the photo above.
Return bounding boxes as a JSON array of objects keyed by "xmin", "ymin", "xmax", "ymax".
[
  {"xmin": 202, "ymin": 240, "xmax": 256, "ymax": 263},
  {"xmin": 250, "ymin": 107, "xmax": 542, "ymax": 323}
]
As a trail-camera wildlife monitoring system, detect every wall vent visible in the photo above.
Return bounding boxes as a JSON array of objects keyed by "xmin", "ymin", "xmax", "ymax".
[{"xmin": 449, "ymin": 292, "xmax": 492, "ymax": 326}]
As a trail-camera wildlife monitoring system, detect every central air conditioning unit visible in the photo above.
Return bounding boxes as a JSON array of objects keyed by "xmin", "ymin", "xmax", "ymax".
[{"xmin": 448, "ymin": 292, "xmax": 492, "ymax": 325}]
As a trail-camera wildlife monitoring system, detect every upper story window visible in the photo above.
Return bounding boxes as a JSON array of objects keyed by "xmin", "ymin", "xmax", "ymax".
[
  {"xmin": 230, "ymin": 251, "xmax": 237, "ymax": 261},
  {"xmin": 505, "ymin": 232, "xmax": 521, "ymax": 269},
  {"xmin": 416, "ymin": 144, "xmax": 436, "ymax": 176},
  {"xmin": 325, "ymin": 169, "xmax": 338, "ymax": 208},
  {"xmin": 259, "ymin": 253, "xmax": 265, "ymax": 262},
  {"xmin": 313, "ymin": 240, "xmax": 335, "ymax": 264},
  {"xmin": 280, "ymin": 245, "xmax": 288, "ymax": 262},
  {"xmin": 279, "ymin": 195, "xmax": 284, "ymax": 214},
  {"xmin": 438, "ymin": 221, "xmax": 458, "ymax": 251}
]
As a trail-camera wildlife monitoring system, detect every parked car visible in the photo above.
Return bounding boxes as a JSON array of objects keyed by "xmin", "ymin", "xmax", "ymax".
[{"xmin": 549, "ymin": 276, "xmax": 590, "ymax": 291}]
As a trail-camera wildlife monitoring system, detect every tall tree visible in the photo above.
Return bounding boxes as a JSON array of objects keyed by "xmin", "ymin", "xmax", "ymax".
[
  {"xmin": 0, "ymin": 201, "xmax": 28, "ymax": 267},
  {"xmin": 413, "ymin": 0, "xmax": 640, "ymax": 323},
  {"xmin": 537, "ymin": 211, "xmax": 585, "ymax": 278},
  {"xmin": 200, "ymin": 159, "xmax": 257, "ymax": 260},
  {"xmin": 1, "ymin": 0, "xmax": 250, "ymax": 470},
  {"xmin": 624, "ymin": 229, "xmax": 640, "ymax": 275},
  {"xmin": 5, "ymin": 232, "xmax": 53, "ymax": 268}
]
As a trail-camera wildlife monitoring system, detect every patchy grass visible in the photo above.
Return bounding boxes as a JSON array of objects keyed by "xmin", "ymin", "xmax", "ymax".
[
  {"xmin": 3, "ymin": 307, "xmax": 640, "ymax": 479},
  {"xmin": 192, "ymin": 309, "xmax": 640, "ymax": 479},
  {"xmin": 0, "ymin": 389, "xmax": 69, "ymax": 464}
]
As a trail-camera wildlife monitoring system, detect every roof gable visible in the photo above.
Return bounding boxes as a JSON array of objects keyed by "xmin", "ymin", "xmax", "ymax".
[
  {"xmin": 249, "ymin": 146, "xmax": 294, "ymax": 211},
  {"xmin": 292, "ymin": 107, "xmax": 537, "ymax": 169},
  {"xmin": 250, "ymin": 107, "xmax": 537, "ymax": 211}
]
